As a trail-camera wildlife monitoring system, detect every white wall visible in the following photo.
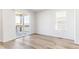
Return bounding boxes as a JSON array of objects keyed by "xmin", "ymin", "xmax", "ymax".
[
  {"xmin": 36, "ymin": 9, "xmax": 75, "ymax": 40},
  {"xmin": 75, "ymin": 9, "xmax": 79, "ymax": 43},
  {"xmin": 0, "ymin": 10, "xmax": 2, "ymax": 42},
  {"xmin": 2, "ymin": 9, "xmax": 16, "ymax": 42},
  {"xmin": 29, "ymin": 11, "xmax": 36, "ymax": 34},
  {"xmin": 36, "ymin": 10, "xmax": 56, "ymax": 35}
]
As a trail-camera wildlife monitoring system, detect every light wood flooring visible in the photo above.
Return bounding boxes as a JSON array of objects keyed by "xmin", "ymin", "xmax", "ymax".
[{"xmin": 0, "ymin": 34, "xmax": 79, "ymax": 49}]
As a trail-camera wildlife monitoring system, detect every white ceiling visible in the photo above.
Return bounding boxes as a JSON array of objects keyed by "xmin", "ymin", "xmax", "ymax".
[{"xmin": 28, "ymin": 9, "xmax": 46, "ymax": 13}]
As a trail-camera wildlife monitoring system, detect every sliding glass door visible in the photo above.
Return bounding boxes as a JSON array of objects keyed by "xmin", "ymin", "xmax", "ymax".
[{"xmin": 16, "ymin": 14, "xmax": 31, "ymax": 37}]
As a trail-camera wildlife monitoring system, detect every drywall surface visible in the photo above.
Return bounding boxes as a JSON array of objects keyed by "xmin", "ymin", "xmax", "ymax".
[
  {"xmin": 0, "ymin": 10, "xmax": 2, "ymax": 42},
  {"xmin": 2, "ymin": 9, "xmax": 16, "ymax": 42},
  {"xmin": 76, "ymin": 9, "xmax": 79, "ymax": 44},
  {"xmin": 36, "ymin": 9, "xmax": 74, "ymax": 40},
  {"xmin": 29, "ymin": 11, "xmax": 36, "ymax": 34}
]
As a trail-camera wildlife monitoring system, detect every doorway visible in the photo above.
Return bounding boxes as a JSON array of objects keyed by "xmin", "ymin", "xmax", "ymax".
[{"xmin": 16, "ymin": 14, "xmax": 31, "ymax": 37}]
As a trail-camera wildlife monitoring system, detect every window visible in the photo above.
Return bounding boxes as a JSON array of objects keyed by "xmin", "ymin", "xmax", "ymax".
[
  {"xmin": 16, "ymin": 14, "xmax": 31, "ymax": 35},
  {"xmin": 16, "ymin": 16, "xmax": 21, "ymax": 25},
  {"xmin": 56, "ymin": 11, "xmax": 66, "ymax": 31},
  {"xmin": 16, "ymin": 15, "xmax": 23, "ymax": 32},
  {"xmin": 24, "ymin": 16, "xmax": 30, "ymax": 25}
]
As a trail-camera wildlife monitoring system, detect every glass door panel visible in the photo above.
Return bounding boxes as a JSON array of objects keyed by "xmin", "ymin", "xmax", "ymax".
[{"xmin": 16, "ymin": 15, "xmax": 31, "ymax": 37}]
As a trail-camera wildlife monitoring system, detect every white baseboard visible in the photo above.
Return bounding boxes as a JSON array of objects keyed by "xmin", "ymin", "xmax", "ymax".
[{"xmin": 33, "ymin": 33, "xmax": 73, "ymax": 41}]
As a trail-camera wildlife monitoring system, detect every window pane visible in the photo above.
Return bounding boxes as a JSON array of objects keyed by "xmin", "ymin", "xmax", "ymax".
[
  {"xmin": 56, "ymin": 11, "xmax": 66, "ymax": 30},
  {"xmin": 24, "ymin": 16, "xmax": 30, "ymax": 25},
  {"xmin": 16, "ymin": 16, "xmax": 20, "ymax": 25}
]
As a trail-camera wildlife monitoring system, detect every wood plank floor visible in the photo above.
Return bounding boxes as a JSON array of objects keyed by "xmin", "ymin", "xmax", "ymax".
[{"xmin": 0, "ymin": 34, "xmax": 79, "ymax": 49}]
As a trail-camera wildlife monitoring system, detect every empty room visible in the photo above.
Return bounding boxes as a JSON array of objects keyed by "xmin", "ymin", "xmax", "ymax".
[{"xmin": 0, "ymin": 9, "xmax": 78, "ymax": 49}]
